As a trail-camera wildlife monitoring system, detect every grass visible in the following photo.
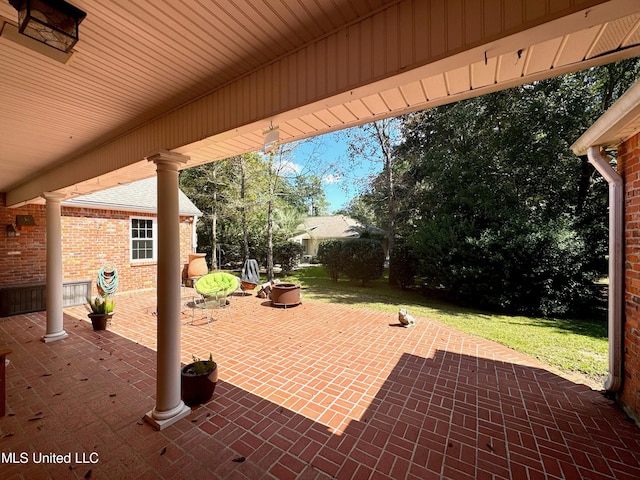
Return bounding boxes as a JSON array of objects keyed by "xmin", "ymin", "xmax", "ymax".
[{"xmin": 280, "ymin": 265, "xmax": 608, "ymax": 387}]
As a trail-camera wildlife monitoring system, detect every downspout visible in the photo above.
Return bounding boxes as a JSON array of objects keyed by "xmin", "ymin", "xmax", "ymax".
[{"xmin": 587, "ymin": 146, "xmax": 623, "ymax": 392}]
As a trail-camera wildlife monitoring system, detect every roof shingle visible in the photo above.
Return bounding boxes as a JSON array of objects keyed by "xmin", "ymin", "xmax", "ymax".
[{"xmin": 63, "ymin": 177, "xmax": 202, "ymax": 216}]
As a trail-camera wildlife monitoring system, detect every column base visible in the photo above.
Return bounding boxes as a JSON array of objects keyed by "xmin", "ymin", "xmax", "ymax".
[
  {"xmin": 41, "ymin": 331, "xmax": 68, "ymax": 343},
  {"xmin": 144, "ymin": 401, "xmax": 191, "ymax": 430}
]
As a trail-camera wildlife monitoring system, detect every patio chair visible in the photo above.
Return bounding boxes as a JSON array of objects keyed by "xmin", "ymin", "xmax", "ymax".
[
  {"xmin": 240, "ymin": 259, "xmax": 260, "ymax": 295},
  {"xmin": 191, "ymin": 272, "xmax": 239, "ymax": 326}
]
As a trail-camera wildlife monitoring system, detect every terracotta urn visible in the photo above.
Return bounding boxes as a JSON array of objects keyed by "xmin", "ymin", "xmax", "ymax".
[{"xmin": 187, "ymin": 253, "xmax": 208, "ymax": 278}]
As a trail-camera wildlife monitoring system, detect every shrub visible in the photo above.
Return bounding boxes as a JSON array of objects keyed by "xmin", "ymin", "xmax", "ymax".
[
  {"xmin": 317, "ymin": 240, "xmax": 344, "ymax": 282},
  {"xmin": 410, "ymin": 215, "xmax": 603, "ymax": 317},
  {"xmin": 389, "ymin": 242, "xmax": 417, "ymax": 289},
  {"xmin": 273, "ymin": 241, "xmax": 304, "ymax": 276},
  {"xmin": 341, "ymin": 239, "xmax": 385, "ymax": 286}
]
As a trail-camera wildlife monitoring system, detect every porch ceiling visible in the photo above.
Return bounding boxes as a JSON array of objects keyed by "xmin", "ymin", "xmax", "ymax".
[{"xmin": 1, "ymin": 0, "xmax": 640, "ymax": 206}]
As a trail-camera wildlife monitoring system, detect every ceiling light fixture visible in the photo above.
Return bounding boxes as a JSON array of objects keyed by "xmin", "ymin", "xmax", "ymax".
[
  {"xmin": 263, "ymin": 125, "xmax": 279, "ymax": 154},
  {"xmin": 9, "ymin": 0, "xmax": 86, "ymax": 53}
]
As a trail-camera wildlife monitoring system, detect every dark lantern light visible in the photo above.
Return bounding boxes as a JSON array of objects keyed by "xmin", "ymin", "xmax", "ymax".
[{"xmin": 9, "ymin": 0, "xmax": 86, "ymax": 53}]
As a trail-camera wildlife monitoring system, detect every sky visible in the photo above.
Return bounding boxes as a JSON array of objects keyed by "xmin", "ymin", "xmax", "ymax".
[{"xmin": 287, "ymin": 130, "xmax": 382, "ymax": 214}]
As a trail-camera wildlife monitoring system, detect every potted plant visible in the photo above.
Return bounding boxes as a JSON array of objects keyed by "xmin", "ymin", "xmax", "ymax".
[
  {"xmin": 181, "ymin": 353, "xmax": 218, "ymax": 406},
  {"xmin": 85, "ymin": 294, "xmax": 115, "ymax": 331}
]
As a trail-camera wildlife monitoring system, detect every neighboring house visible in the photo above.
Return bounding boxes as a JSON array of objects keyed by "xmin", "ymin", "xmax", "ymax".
[
  {"xmin": 572, "ymin": 80, "xmax": 640, "ymax": 426},
  {"xmin": 0, "ymin": 178, "xmax": 201, "ymax": 316},
  {"xmin": 290, "ymin": 215, "xmax": 386, "ymax": 259}
]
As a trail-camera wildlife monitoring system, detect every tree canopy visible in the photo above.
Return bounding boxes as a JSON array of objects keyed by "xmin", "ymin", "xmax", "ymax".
[
  {"xmin": 179, "ymin": 147, "xmax": 329, "ymax": 270},
  {"xmin": 351, "ymin": 59, "xmax": 640, "ymax": 317},
  {"xmin": 180, "ymin": 59, "xmax": 640, "ymax": 317}
]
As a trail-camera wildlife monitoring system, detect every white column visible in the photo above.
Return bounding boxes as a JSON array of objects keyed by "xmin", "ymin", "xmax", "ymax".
[
  {"xmin": 144, "ymin": 150, "xmax": 191, "ymax": 430},
  {"xmin": 42, "ymin": 192, "xmax": 68, "ymax": 343}
]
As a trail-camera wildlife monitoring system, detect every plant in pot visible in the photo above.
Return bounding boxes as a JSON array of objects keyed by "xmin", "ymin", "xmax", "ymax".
[
  {"xmin": 181, "ymin": 353, "xmax": 218, "ymax": 406},
  {"xmin": 85, "ymin": 294, "xmax": 115, "ymax": 331}
]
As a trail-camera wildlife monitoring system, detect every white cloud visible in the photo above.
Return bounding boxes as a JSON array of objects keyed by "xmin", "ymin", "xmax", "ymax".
[
  {"xmin": 275, "ymin": 159, "xmax": 301, "ymax": 175},
  {"xmin": 322, "ymin": 174, "xmax": 341, "ymax": 184}
]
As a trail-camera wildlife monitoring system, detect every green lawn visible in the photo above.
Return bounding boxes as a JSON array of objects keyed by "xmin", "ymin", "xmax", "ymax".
[{"xmin": 281, "ymin": 265, "xmax": 608, "ymax": 387}]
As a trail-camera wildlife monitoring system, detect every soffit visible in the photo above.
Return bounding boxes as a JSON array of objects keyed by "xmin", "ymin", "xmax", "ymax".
[
  {"xmin": 178, "ymin": 3, "xmax": 640, "ymax": 169},
  {"xmin": 1, "ymin": 0, "xmax": 640, "ymax": 205},
  {"xmin": 0, "ymin": 0, "xmax": 396, "ymax": 194}
]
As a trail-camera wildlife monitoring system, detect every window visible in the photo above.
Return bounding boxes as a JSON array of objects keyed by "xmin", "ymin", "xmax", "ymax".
[{"xmin": 130, "ymin": 217, "xmax": 157, "ymax": 261}]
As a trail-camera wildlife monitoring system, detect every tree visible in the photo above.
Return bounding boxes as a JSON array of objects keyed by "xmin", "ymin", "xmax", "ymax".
[
  {"xmin": 262, "ymin": 140, "xmax": 333, "ymax": 280},
  {"xmin": 341, "ymin": 239, "xmax": 385, "ymax": 286},
  {"xmin": 336, "ymin": 194, "xmax": 377, "ymax": 226},
  {"xmin": 263, "ymin": 143, "xmax": 300, "ymax": 281},
  {"xmin": 273, "ymin": 241, "xmax": 304, "ymax": 276},
  {"xmin": 226, "ymin": 153, "xmax": 267, "ymax": 264},
  {"xmin": 396, "ymin": 83, "xmax": 603, "ymax": 315},
  {"xmin": 348, "ymin": 118, "xmax": 406, "ymax": 283},
  {"xmin": 180, "ymin": 154, "xmax": 271, "ymax": 268},
  {"xmin": 238, "ymin": 154, "xmax": 249, "ymax": 262},
  {"xmin": 375, "ymin": 60, "xmax": 640, "ymax": 316},
  {"xmin": 179, "ymin": 161, "xmax": 233, "ymax": 269},
  {"xmin": 344, "ymin": 118, "xmax": 404, "ymax": 282},
  {"xmin": 273, "ymin": 207, "xmax": 306, "ymax": 241},
  {"xmin": 389, "ymin": 241, "xmax": 418, "ymax": 289},
  {"xmin": 316, "ymin": 238, "xmax": 385, "ymax": 285},
  {"xmin": 316, "ymin": 240, "xmax": 344, "ymax": 282},
  {"xmin": 286, "ymin": 175, "xmax": 330, "ymax": 216}
]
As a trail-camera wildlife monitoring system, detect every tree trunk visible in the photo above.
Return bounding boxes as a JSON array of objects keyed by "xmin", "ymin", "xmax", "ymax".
[
  {"xmin": 373, "ymin": 121, "xmax": 395, "ymax": 281},
  {"xmin": 385, "ymin": 156, "xmax": 395, "ymax": 258},
  {"xmin": 267, "ymin": 196, "xmax": 274, "ymax": 281},
  {"xmin": 240, "ymin": 156, "xmax": 250, "ymax": 262},
  {"xmin": 211, "ymin": 167, "xmax": 218, "ymax": 270},
  {"xmin": 266, "ymin": 155, "xmax": 275, "ymax": 281}
]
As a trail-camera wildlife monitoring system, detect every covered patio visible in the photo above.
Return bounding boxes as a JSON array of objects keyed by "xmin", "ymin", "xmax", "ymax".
[
  {"xmin": 2, "ymin": 0, "xmax": 640, "ymax": 463},
  {"xmin": 2, "ymin": 291, "xmax": 640, "ymax": 479}
]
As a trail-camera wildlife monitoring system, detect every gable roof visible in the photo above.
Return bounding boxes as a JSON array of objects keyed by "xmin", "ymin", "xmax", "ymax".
[
  {"xmin": 293, "ymin": 215, "xmax": 382, "ymax": 240},
  {"xmin": 63, "ymin": 177, "xmax": 202, "ymax": 216}
]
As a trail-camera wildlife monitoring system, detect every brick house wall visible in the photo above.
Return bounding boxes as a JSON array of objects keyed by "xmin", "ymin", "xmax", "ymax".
[
  {"xmin": 60, "ymin": 206, "xmax": 196, "ymax": 294},
  {"xmin": 0, "ymin": 198, "xmax": 197, "ymax": 295},
  {"xmin": 619, "ymin": 131, "xmax": 640, "ymax": 422},
  {"xmin": 0, "ymin": 197, "xmax": 47, "ymax": 287}
]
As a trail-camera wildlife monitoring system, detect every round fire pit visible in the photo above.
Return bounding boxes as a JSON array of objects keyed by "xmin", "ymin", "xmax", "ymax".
[{"xmin": 270, "ymin": 283, "xmax": 302, "ymax": 307}]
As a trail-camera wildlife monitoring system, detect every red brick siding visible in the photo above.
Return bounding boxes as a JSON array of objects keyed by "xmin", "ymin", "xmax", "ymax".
[
  {"xmin": 620, "ymin": 132, "xmax": 640, "ymax": 420},
  {"xmin": 61, "ymin": 208, "xmax": 195, "ymax": 294},
  {"xmin": 0, "ymin": 198, "xmax": 47, "ymax": 286},
  {"xmin": 0, "ymin": 200, "xmax": 196, "ymax": 294}
]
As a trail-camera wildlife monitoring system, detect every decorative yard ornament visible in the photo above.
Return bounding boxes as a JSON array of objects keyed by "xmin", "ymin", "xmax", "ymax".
[{"xmin": 398, "ymin": 308, "xmax": 415, "ymax": 327}]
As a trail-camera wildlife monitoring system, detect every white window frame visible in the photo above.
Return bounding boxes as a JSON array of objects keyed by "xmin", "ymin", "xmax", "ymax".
[{"xmin": 130, "ymin": 216, "xmax": 158, "ymax": 262}]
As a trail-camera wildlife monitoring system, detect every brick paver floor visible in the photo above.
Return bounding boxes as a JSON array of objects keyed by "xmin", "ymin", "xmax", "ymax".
[{"xmin": 1, "ymin": 287, "xmax": 640, "ymax": 479}]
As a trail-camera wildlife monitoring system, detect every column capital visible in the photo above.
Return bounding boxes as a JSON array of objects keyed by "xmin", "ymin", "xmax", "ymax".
[
  {"xmin": 146, "ymin": 150, "xmax": 189, "ymax": 167},
  {"xmin": 41, "ymin": 192, "xmax": 66, "ymax": 202}
]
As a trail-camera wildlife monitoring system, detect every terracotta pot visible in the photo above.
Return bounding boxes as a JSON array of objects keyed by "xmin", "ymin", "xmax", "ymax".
[
  {"xmin": 270, "ymin": 283, "xmax": 301, "ymax": 307},
  {"xmin": 187, "ymin": 253, "xmax": 208, "ymax": 278},
  {"xmin": 181, "ymin": 362, "xmax": 218, "ymax": 406}
]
